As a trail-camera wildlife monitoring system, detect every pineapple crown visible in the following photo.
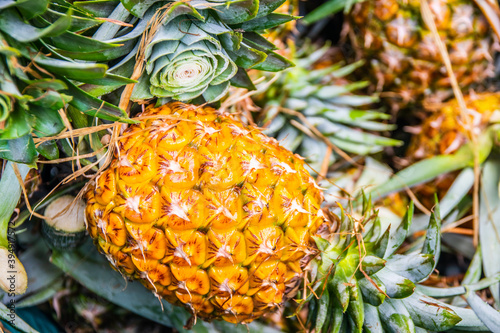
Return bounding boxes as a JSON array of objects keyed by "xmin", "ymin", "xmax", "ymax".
[
  {"xmin": 79, "ymin": 0, "xmax": 295, "ymax": 102},
  {"xmin": 302, "ymin": 195, "xmax": 494, "ymax": 332},
  {"xmin": 256, "ymin": 42, "xmax": 400, "ymax": 171}
]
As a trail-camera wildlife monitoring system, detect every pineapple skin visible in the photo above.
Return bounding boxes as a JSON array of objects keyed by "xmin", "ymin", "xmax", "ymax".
[
  {"xmin": 85, "ymin": 102, "xmax": 326, "ymax": 324},
  {"xmin": 349, "ymin": 0, "xmax": 497, "ymax": 108}
]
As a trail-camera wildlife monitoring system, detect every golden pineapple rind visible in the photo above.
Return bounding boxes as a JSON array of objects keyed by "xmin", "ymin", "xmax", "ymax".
[{"xmin": 85, "ymin": 102, "xmax": 325, "ymax": 323}]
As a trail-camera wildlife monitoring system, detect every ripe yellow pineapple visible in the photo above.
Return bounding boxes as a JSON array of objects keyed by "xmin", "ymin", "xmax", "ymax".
[
  {"xmin": 347, "ymin": 0, "xmax": 498, "ymax": 109},
  {"xmin": 407, "ymin": 92, "xmax": 500, "ymax": 160},
  {"xmin": 85, "ymin": 102, "xmax": 326, "ymax": 324},
  {"xmin": 405, "ymin": 92, "xmax": 500, "ymax": 209}
]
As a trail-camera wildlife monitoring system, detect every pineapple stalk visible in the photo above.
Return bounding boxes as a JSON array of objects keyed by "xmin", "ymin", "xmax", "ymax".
[{"xmin": 42, "ymin": 195, "xmax": 87, "ymax": 250}]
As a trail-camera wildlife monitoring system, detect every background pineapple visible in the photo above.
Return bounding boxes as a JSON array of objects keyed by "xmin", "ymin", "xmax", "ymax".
[
  {"xmin": 400, "ymin": 93, "xmax": 500, "ymax": 209},
  {"xmin": 406, "ymin": 92, "xmax": 500, "ymax": 161},
  {"xmin": 346, "ymin": 0, "xmax": 499, "ymax": 109}
]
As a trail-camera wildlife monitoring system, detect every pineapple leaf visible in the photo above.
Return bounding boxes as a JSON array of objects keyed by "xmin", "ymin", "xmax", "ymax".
[
  {"xmin": 228, "ymin": 44, "xmax": 267, "ymax": 69},
  {"xmin": 44, "ymin": 8, "xmax": 102, "ymax": 32},
  {"xmin": 439, "ymin": 167, "xmax": 475, "ymax": 218},
  {"xmin": 385, "ymin": 202, "xmax": 413, "ymax": 257},
  {"xmin": 417, "ymin": 272, "xmax": 500, "ymax": 297},
  {"xmin": 465, "ymin": 287, "xmax": 500, "ymax": 332},
  {"xmin": 0, "ymin": 8, "xmax": 71, "ymax": 43},
  {"xmin": 417, "ymin": 285, "xmax": 466, "ymax": 298},
  {"xmin": 0, "ymin": 162, "xmax": 31, "ymax": 248},
  {"xmin": 405, "ymin": 292, "xmax": 461, "ymax": 331},
  {"xmin": 16, "ymin": 0, "xmax": 49, "ymax": 19},
  {"xmin": 462, "ymin": 247, "xmax": 482, "ymax": 285},
  {"xmin": 329, "ymin": 252, "xmax": 357, "ymax": 311},
  {"xmin": 0, "ymin": 303, "xmax": 40, "ymax": 333},
  {"xmin": 30, "ymin": 104, "xmax": 66, "ymax": 137},
  {"xmin": 316, "ymin": 82, "xmax": 370, "ymax": 99},
  {"xmin": 377, "ymin": 299, "xmax": 415, "ymax": 333},
  {"xmin": 49, "ymin": 39, "xmax": 136, "ymax": 61},
  {"xmin": 234, "ymin": 13, "xmax": 297, "ymax": 31},
  {"xmin": 368, "ymin": 155, "xmax": 470, "ymax": 201},
  {"xmin": 211, "ymin": 0, "xmax": 259, "ymax": 25},
  {"xmin": 0, "ymin": 135, "xmax": 38, "ymax": 165},
  {"xmin": 61, "ymin": 77, "xmax": 135, "ymax": 123},
  {"xmin": 420, "ymin": 208, "xmax": 441, "ymax": 276},
  {"xmin": 36, "ymin": 140, "xmax": 59, "ymax": 160},
  {"xmin": 254, "ymin": 0, "xmax": 286, "ymax": 18},
  {"xmin": 359, "ymin": 276, "xmax": 386, "ymax": 306},
  {"xmin": 479, "ymin": 158, "xmax": 500, "ymax": 307},
  {"xmin": 347, "ymin": 280, "xmax": 364, "ymax": 331},
  {"xmin": 315, "ymin": 287, "xmax": 330, "ymax": 332},
  {"xmin": 119, "ymin": 0, "xmax": 161, "ymax": 17},
  {"xmin": 373, "ymin": 226, "xmax": 390, "ymax": 258},
  {"xmin": 33, "ymin": 55, "xmax": 108, "ymax": 81},
  {"xmin": 360, "ymin": 255, "xmax": 386, "ymax": 276},
  {"xmin": 363, "ymin": 303, "xmax": 383, "ymax": 333},
  {"xmin": 242, "ymin": 31, "xmax": 277, "ymax": 50},
  {"xmin": 44, "ymin": 30, "xmax": 122, "ymax": 52},
  {"xmin": 451, "ymin": 306, "xmax": 490, "ymax": 331},
  {"xmin": 374, "ymin": 269, "xmax": 415, "ymax": 299},
  {"xmin": 385, "ymin": 253, "xmax": 434, "ymax": 283},
  {"xmin": 0, "ymin": 106, "xmax": 33, "ymax": 140},
  {"xmin": 369, "ymin": 129, "xmax": 494, "ymax": 200},
  {"xmin": 202, "ymin": 81, "xmax": 231, "ymax": 103},
  {"xmin": 303, "ymin": 0, "xmax": 364, "ymax": 24},
  {"xmin": 73, "ymin": 0, "xmax": 120, "ymax": 17},
  {"xmin": 251, "ymin": 49, "xmax": 294, "ymax": 72},
  {"xmin": 76, "ymin": 73, "xmax": 137, "ymax": 86}
]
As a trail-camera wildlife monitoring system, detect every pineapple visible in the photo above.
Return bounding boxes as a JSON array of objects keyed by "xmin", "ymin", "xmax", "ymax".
[
  {"xmin": 84, "ymin": 102, "xmax": 481, "ymax": 331},
  {"xmin": 345, "ymin": 0, "xmax": 498, "ymax": 109},
  {"xmin": 85, "ymin": 101, "xmax": 326, "ymax": 324},
  {"xmin": 406, "ymin": 92, "xmax": 500, "ymax": 161},
  {"xmin": 404, "ymin": 93, "xmax": 500, "ymax": 209},
  {"xmin": 75, "ymin": 0, "xmax": 295, "ymax": 103}
]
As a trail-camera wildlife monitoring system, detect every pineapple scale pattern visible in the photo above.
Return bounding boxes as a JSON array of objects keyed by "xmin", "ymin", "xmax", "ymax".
[{"xmin": 85, "ymin": 102, "xmax": 326, "ymax": 323}]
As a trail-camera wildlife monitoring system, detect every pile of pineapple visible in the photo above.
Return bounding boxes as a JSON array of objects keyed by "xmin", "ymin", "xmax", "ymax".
[{"xmin": 1, "ymin": 0, "xmax": 500, "ymax": 332}]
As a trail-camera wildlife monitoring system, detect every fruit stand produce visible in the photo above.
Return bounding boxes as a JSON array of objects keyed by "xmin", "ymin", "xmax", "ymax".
[{"xmin": 1, "ymin": 0, "xmax": 500, "ymax": 332}]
